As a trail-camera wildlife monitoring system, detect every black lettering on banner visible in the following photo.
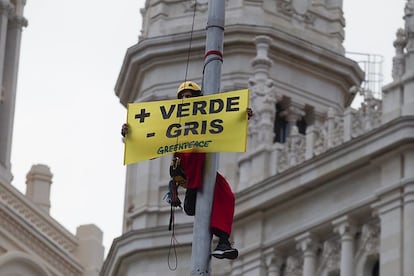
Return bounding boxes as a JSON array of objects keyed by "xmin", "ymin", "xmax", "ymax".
[
  {"xmin": 156, "ymin": 140, "xmax": 213, "ymax": 154},
  {"xmin": 200, "ymin": 120, "xmax": 207, "ymax": 134},
  {"xmin": 135, "ymin": 108, "xmax": 151, "ymax": 123},
  {"xmin": 193, "ymin": 101, "xmax": 207, "ymax": 115},
  {"xmin": 226, "ymin": 96, "xmax": 240, "ymax": 112},
  {"xmin": 177, "ymin": 103, "xmax": 191, "ymax": 117},
  {"xmin": 161, "ymin": 93, "xmax": 242, "ymax": 139},
  {"xmin": 166, "ymin": 123, "xmax": 181, "ymax": 138},
  {"xmin": 209, "ymin": 119, "xmax": 224, "ymax": 134},
  {"xmin": 209, "ymin": 99, "xmax": 224, "ymax": 114},
  {"xmin": 184, "ymin": 121, "xmax": 199, "ymax": 135},
  {"xmin": 160, "ymin": 105, "xmax": 176, "ymax": 119},
  {"xmin": 166, "ymin": 120, "xmax": 224, "ymax": 138}
]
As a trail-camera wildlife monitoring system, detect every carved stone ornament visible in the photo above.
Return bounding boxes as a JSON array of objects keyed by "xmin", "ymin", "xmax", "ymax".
[
  {"xmin": 320, "ymin": 240, "xmax": 340, "ymax": 272},
  {"xmin": 291, "ymin": 0, "xmax": 311, "ymax": 15},
  {"xmin": 286, "ymin": 255, "xmax": 303, "ymax": 276},
  {"xmin": 0, "ymin": 1, "xmax": 13, "ymax": 16},
  {"xmin": 392, "ymin": 28, "xmax": 407, "ymax": 79},
  {"xmin": 184, "ymin": 0, "xmax": 227, "ymax": 13},
  {"xmin": 0, "ymin": 206, "xmax": 82, "ymax": 275},
  {"xmin": 0, "ymin": 185, "xmax": 76, "ymax": 252},
  {"xmin": 356, "ymin": 221, "xmax": 380, "ymax": 259},
  {"xmin": 278, "ymin": 125, "xmax": 306, "ymax": 172},
  {"xmin": 352, "ymin": 88, "xmax": 382, "ymax": 137},
  {"xmin": 276, "ymin": 0, "xmax": 315, "ymax": 24}
]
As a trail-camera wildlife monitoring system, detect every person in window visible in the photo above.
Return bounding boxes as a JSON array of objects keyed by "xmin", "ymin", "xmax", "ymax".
[{"xmin": 122, "ymin": 81, "xmax": 253, "ymax": 260}]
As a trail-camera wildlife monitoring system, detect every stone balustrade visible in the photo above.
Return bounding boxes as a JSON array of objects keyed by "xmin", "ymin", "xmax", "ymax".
[{"xmin": 276, "ymin": 87, "xmax": 383, "ymax": 173}]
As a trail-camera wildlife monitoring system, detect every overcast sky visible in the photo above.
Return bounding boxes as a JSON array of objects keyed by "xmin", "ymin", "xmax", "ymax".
[{"xmin": 11, "ymin": 0, "xmax": 406, "ymax": 254}]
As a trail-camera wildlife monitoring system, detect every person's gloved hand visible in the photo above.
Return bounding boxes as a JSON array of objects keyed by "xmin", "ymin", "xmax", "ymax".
[
  {"xmin": 170, "ymin": 157, "xmax": 187, "ymax": 187},
  {"xmin": 247, "ymin": 108, "xmax": 253, "ymax": 120},
  {"xmin": 121, "ymin": 123, "xmax": 129, "ymax": 137},
  {"xmin": 166, "ymin": 180, "xmax": 182, "ymax": 208}
]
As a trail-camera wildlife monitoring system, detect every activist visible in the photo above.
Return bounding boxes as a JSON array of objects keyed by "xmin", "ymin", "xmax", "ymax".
[{"xmin": 121, "ymin": 81, "xmax": 253, "ymax": 260}]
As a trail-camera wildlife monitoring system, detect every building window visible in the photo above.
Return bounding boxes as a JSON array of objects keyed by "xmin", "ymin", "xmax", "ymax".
[
  {"xmin": 296, "ymin": 116, "xmax": 307, "ymax": 135},
  {"xmin": 274, "ymin": 103, "xmax": 287, "ymax": 143},
  {"xmin": 372, "ymin": 260, "xmax": 379, "ymax": 276}
]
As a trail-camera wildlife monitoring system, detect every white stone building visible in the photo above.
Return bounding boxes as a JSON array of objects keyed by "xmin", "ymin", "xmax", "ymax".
[
  {"xmin": 0, "ymin": 1, "xmax": 104, "ymax": 275},
  {"xmin": 102, "ymin": 0, "xmax": 414, "ymax": 275}
]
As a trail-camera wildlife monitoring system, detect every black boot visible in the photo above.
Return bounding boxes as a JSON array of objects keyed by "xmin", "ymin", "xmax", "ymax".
[
  {"xmin": 184, "ymin": 188, "xmax": 197, "ymax": 216},
  {"xmin": 211, "ymin": 230, "xmax": 238, "ymax": 260}
]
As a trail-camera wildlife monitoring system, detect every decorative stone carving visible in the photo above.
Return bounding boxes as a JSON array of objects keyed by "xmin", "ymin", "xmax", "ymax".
[
  {"xmin": 352, "ymin": 88, "xmax": 382, "ymax": 137},
  {"xmin": 392, "ymin": 28, "xmax": 407, "ymax": 80},
  {"xmin": 184, "ymin": 0, "xmax": 208, "ymax": 13},
  {"xmin": 284, "ymin": 87, "xmax": 384, "ymax": 163},
  {"xmin": 313, "ymin": 120, "xmax": 328, "ymax": 156},
  {"xmin": 286, "ymin": 255, "xmax": 303, "ymax": 276},
  {"xmin": 276, "ymin": 0, "xmax": 315, "ymax": 24},
  {"xmin": 264, "ymin": 248, "xmax": 284, "ymax": 276},
  {"xmin": 291, "ymin": 0, "xmax": 311, "ymax": 15},
  {"xmin": 249, "ymin": 35, "xmax": 279, "ymax": 146},
  {"xmin": 0, "ymin": 184, "xmax": 77, "ymax": 253},
  {"xmin": 327, "ymin": 108, "xmax": 344, "ymax": 148},
  {"xmin": 312, "ymin": 108, "xmax": 343, "ymax": 155},
  {"xmin": 404, "ymin": 0, "xmax": 414, "ymax": 52},
  {"xmin": 355, "ymin": 221, "xmax": 380, "ymax": 259},
  {"xmin": 319, "ymin": 240, "xmax": 340, "ymax": 273},
  {"xmin": 0, "ymin": 1, "xmax": 13, "ymax": 16},
  {"xmin": 0, "ymin": 206, "xmax": 82, "ymax": 275},
  {"xmin": 278, "ymin": 126, "xmax": 306, "ymax": 172}
]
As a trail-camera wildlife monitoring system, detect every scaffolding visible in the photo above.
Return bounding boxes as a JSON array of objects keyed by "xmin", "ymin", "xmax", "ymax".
[{"xmin": 346, "ymin": 52, "xmax": 384, "ymax": 99}]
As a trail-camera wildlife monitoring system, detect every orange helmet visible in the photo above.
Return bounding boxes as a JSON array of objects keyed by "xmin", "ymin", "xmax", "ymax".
[{"xmin": 177, "ymin": 81, "xmax": 202, "ymax": 98}]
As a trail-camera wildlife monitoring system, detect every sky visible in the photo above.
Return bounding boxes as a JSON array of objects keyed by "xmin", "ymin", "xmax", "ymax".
[{"xmin": 11, "ymin": 0, "xmax": 407, "ymax": 256}]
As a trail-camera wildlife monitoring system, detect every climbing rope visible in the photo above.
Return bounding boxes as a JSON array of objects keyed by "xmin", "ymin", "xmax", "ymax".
[{"xmin": 167, "ymin": 2, "xmax": 198, "ymax": 270}]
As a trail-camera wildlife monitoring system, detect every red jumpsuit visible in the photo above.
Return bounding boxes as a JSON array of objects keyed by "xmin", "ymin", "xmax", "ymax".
[{"xmin": 175, "ymin": 152, "xmax": 235, "ymax": 236}]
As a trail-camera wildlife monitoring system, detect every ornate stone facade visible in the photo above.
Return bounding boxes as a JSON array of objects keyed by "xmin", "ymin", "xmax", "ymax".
[
  {"xmin": 103, "ymin": 0, "xmax": 414, "ymax": 275},
  {"xmin": 0, "ymin": 1, "xmax": 105, "ymax": 275}
]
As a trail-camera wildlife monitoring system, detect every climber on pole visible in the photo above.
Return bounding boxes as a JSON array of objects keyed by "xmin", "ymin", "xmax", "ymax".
[
  {"xmin": 122, "ymin": 81, "xmax": 253, "ymax": 260},
  {"xmin": 174, "ymin": 81, "xmax": 252, "ymax": 260}
]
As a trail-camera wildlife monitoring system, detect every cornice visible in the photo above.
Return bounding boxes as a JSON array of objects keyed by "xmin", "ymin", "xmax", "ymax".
[
  {"xmin": 116, "ymin": 24, "xmax": 362, "ymax": 107},
  {"xmin": 0, "ymin": 183, "xmax": 78, "ymax": 253},
  {"xmin": 0, "ymin": 1, "xmax": 13, "ymax": 16},
  {"xmin": 101, "ymin": 223, "xmax": 193, "ymax": 276},
  {"xmin": 0, "ymin": 203, "xmax": 83, "ymax": 275}
]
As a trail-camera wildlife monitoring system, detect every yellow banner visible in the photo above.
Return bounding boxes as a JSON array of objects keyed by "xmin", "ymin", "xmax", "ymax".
[{"xmin": 124, "ymin": 89, "xmax": 249, "ymax": 164}]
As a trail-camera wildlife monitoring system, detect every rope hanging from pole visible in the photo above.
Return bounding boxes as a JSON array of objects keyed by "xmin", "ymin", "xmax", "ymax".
[
  {"xmin": 184, "ymin": 0, "xmax": 198, "ymax": 83},
  {"xmin": 166, "ymin": 0, "xmax": 198, "ymax": 271}
]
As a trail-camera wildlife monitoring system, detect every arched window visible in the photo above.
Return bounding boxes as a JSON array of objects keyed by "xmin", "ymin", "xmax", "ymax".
[
  {"xmin": 371, "ymin": 260, "xmax": 379, "ymax": 276},
  {"xmin": 0, "ymin": 252, "xmax": 51, "ymax": 276}
]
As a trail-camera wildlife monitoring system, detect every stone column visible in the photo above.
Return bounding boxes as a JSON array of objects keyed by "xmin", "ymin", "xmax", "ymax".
[
  {"xmin": 343, "ymin": 106, "xmax": 353, "ymax": 142},
  {"xmin": 392, "ymin": 28, "xmax": 407, "ymax": 80},
  {"xmin": 242, "ymin": 35, "xmax": 278, "ymax": 185},
  {"xmin": 0, "ymin": 0, "xmax": 11, "ymax": 89},
  {"xmin": 403, "ymin": 150, "xmax": 414, "ymax": 276},
  {"xmin": 0, "ymin": 8, "xmax": 27, "ymax": 173},
  {"xmin": 264, "ymin": 248, "xmax": 284, "ymax": 276},
  {"xmin": 305, "ymin": 125, "xmax": 316, "ymax": 160},
  {"xmin": 282, "ymin": 105, "xmax": 304, "ymax": 138},
  {"xmin": 250, "ymin": 35, "xmax": 275, "ymax": 145},
  {"xmin": 403, "ymin": 181, "xmax": 414, "ymax": 276},
  {"xmin": 25, "ymin": 164, "xmax": 53, "ymax": 213},
  {"xmin": 333, "ymin": 216, "xmax": 356, "ymax": 276},
  {"xmin": 75, "ymin": 224, "xmax": 104, "ymax": 276},
  {"xmin": 295, "ymin": 232, "xmax": 318, "ymax": 276},
  {"xmin": 402, "ymin": 1, "xmax": 414, "ymax": 116},
  {"xmin": 372, "ymin": 190, "xmax": 403, "ymax": 275}
]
